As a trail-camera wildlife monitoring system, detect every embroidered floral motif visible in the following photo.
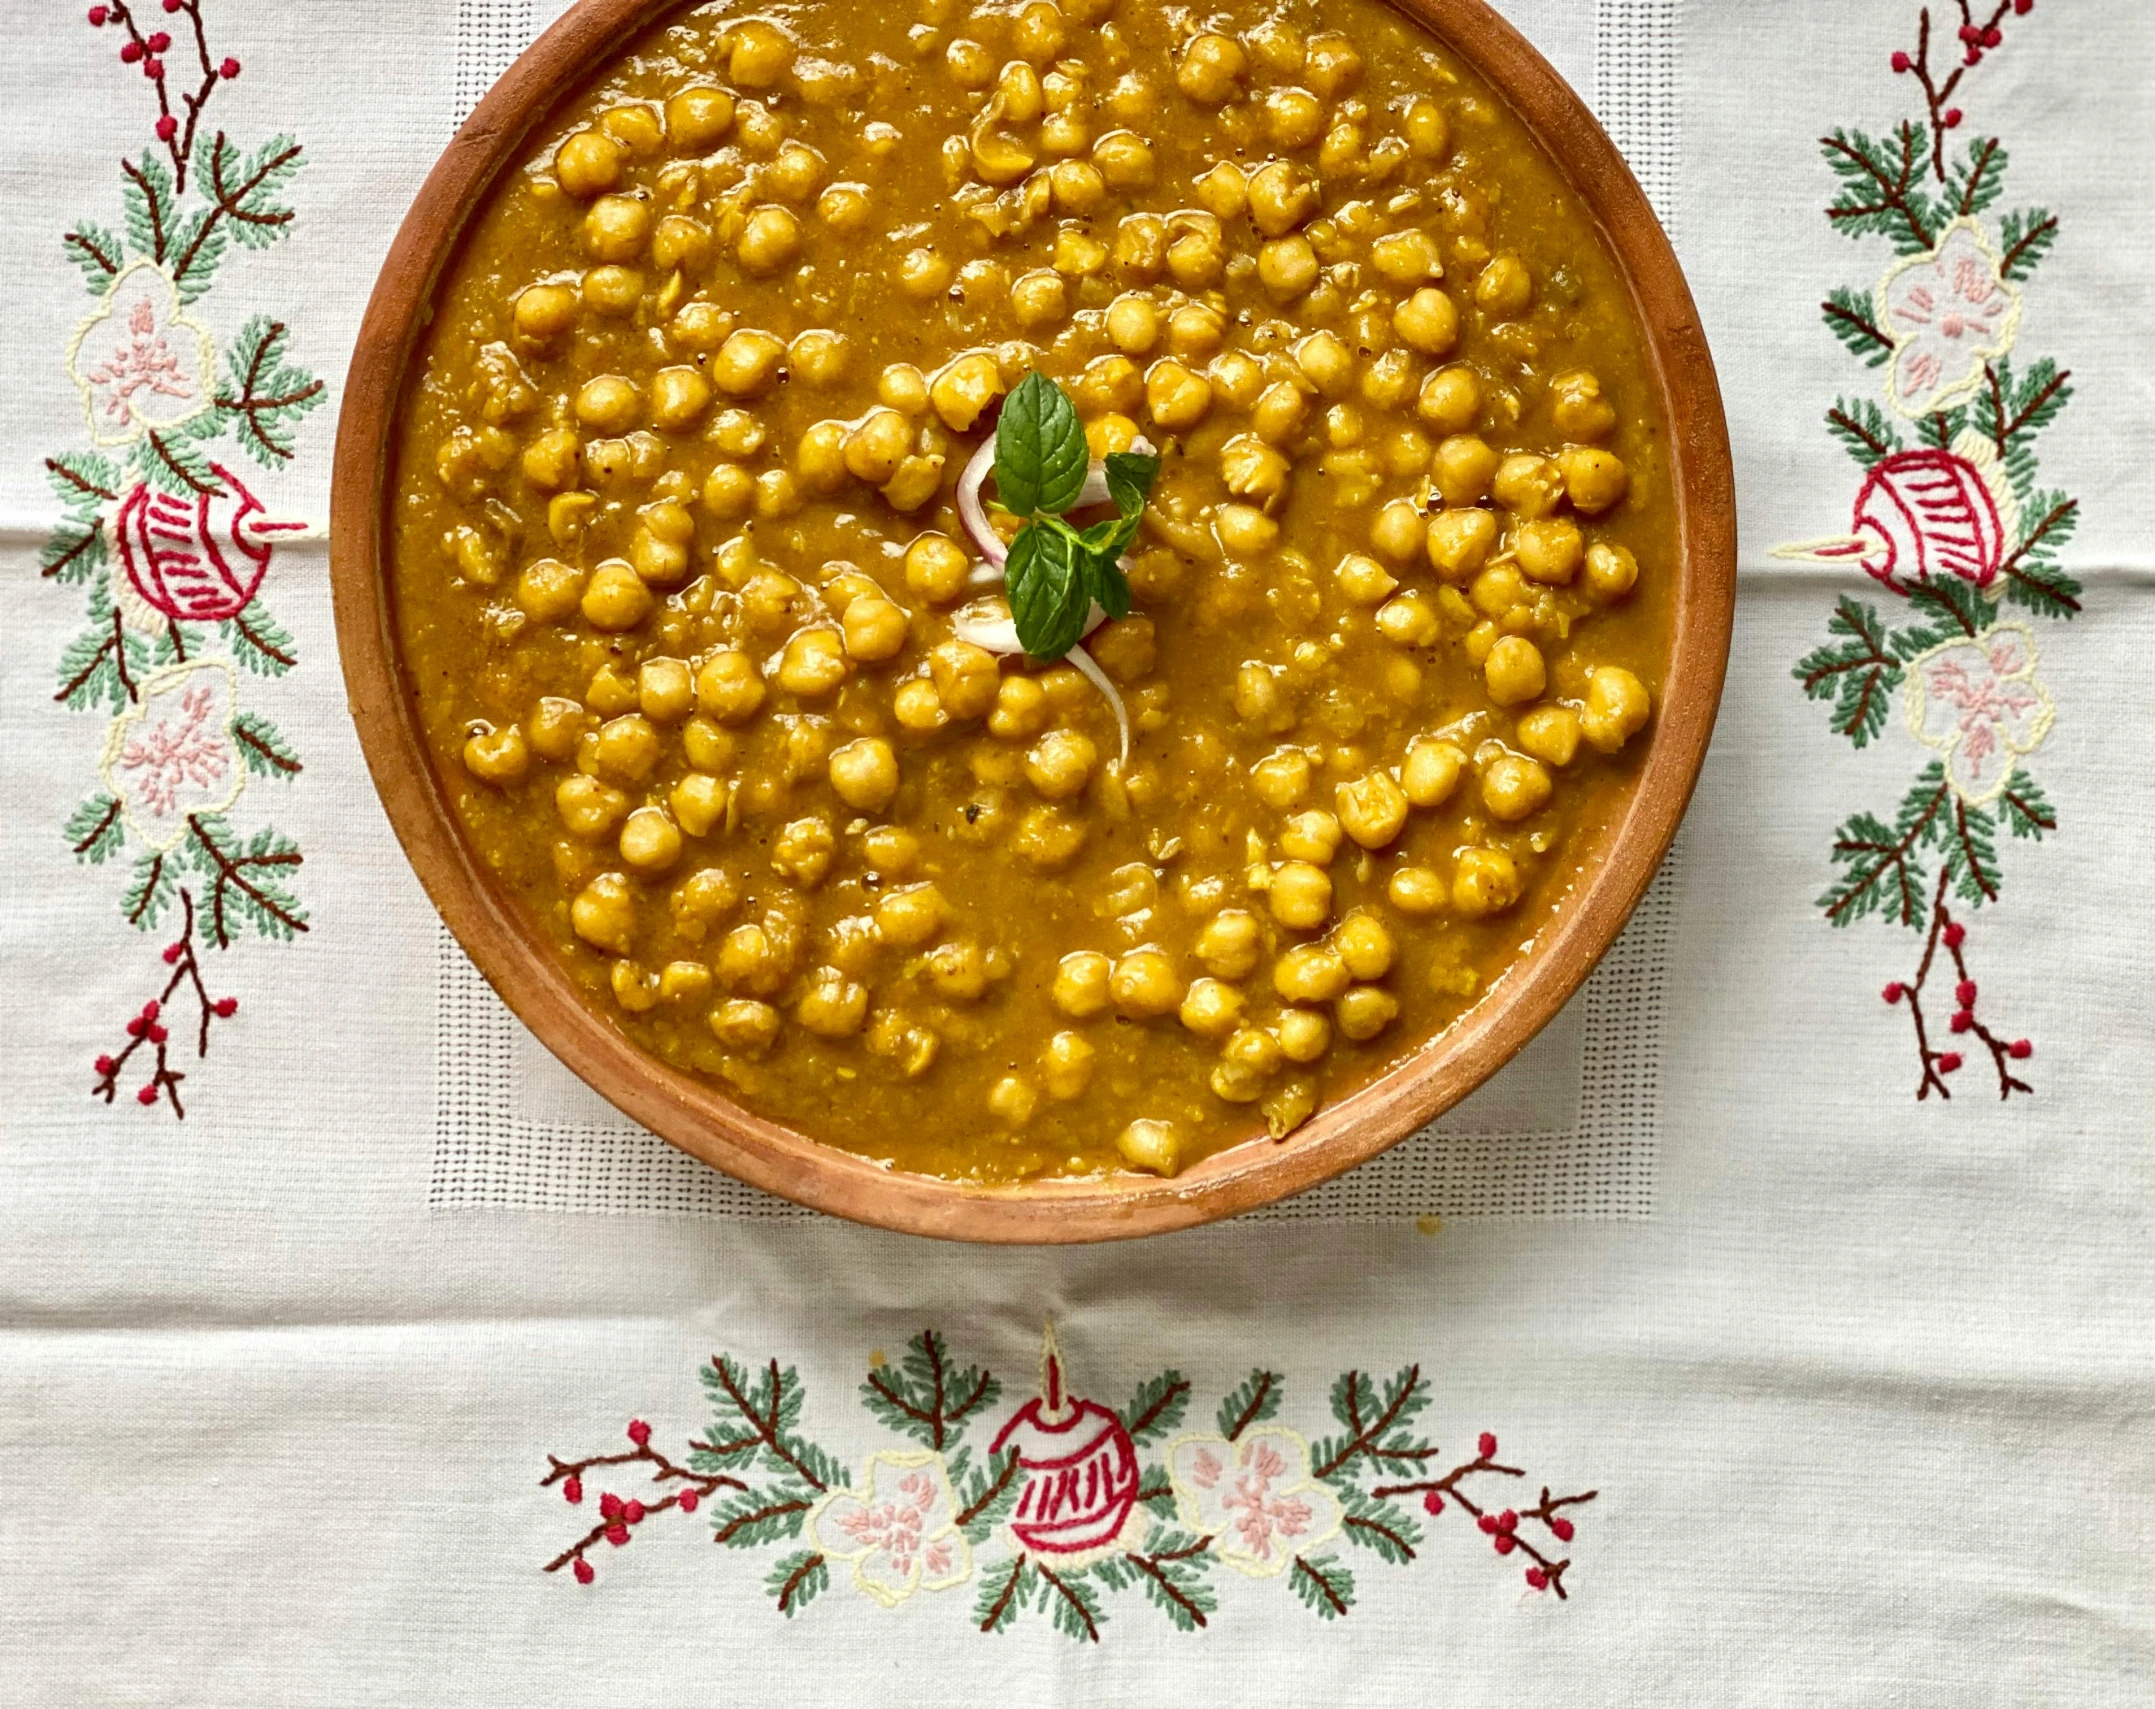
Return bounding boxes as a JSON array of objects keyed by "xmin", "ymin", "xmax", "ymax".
[
  {"xmin": 538, "ymin": 1329, "xmax": 1599, "ymax": 1635},
  {"xmin": 1782, "ymin": 2, "xmax": 2074, "ymax": 1102},
  {"xmin": 1166, "ymin": 1428, "xmax": 1342, "ymax": 1577},
  {"xmin": 810, "ymin": 1452, "xmax": 975, "ymax": 1606},
  {"xmin": 1903, "ymin": 623, "xmax": 2053, "ymax": 804},
  {"xmin": 1878, "ymin": 219, "xmax": 2020, "ymax": 416},
  {"xmin": 45, "ymin": 3, "xmax": 319, "ymax": 1118}
]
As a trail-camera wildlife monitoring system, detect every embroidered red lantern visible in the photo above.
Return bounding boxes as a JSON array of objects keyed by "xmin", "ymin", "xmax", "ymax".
[
  {"xmin": 989, "ymin": 1324, "xmax": 1140, "ymax": 1556},
  {"xmin": 115, "ymin": 463, "xmax": 302, "ymax": 623},
  {"xmin": 1779, "ymin": 448, "xmax": 2004, "ymax": 596}
]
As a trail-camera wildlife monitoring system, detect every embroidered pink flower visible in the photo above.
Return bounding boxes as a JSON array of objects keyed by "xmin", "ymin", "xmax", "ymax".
[
  {"xmin": 100, "ymin": 661, "xmax": 243, "ymax": 849},
  {"xmin": 809, "ymin": 1450, "xmax": 973, "ymax": 1606},
  {"xmin": 1166, "ymin": 1427, "xmax": 1342, "ymax": 1577},
  {"xmin": 1904, "ymin": 623, "xmax": 2054, "ymax": 804},
  {"xmin": 68, "ymin": 261, "xmax": 214, "ymax": 446},
  {"xmin": 1879, "ymin": 219, "xmax": 2021, "ymax": 417}
]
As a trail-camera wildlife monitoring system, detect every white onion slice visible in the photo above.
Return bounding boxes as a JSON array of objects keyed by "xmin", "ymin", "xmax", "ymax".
[
  {"xmin": 957, "ymin": 436, "xmax": 1006, "ymax": 568},
  {"xmin": 950, "ymin": 594, "xmax": 1106, "ymax": 656},
  {"xmin": 1065, "ymin": 643, "xmax": 1131, "ymax": 770},
  {"xmin": 1071, "ymin": 434, "xmax": 1157, "ymax": 511}
]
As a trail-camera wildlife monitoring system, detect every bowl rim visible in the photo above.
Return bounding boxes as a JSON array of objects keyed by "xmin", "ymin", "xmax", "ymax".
[{"xmin": 329, "ymin": 0, "xmax": 1735, "ymax": 1244}]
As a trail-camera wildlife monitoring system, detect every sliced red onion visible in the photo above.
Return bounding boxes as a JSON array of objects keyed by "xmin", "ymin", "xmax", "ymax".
[
  {"xmin": 957, "ymin": 436, "xmax": 1005, "ymax": 568},
  {"xmin": 948, "ymin": 596, "xmax": 1128, "ymax": 767},
  {"xmin": 1071, "ymin": 434, "xmax": 1157, "ymax": 511}
]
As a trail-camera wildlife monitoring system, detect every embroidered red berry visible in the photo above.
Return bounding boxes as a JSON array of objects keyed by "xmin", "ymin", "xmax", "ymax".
[
  {"xmin": 1955, "ymin": 980, "xmax": 1976, "ymax": 1007},
  {"xmin": 1938, "ymin": 1052, "xmax": 1964, "ymax": 1073},
  {"xmin": 1890, "ymin": 50, "xmax": 1910, "ymax": 72},
  {"xmin": 213, "ymin": 998, "xmax": 238, "ymax": 1017},
  {"xmin": 1983, "ymin": 25, "xmax": 2002, "ymax": 45},
  {"xmin": 120, "ymin": 37, "xmax": 141, "ymax": 60},
  {"xmin": 622, "ymin": 1499, "xmax": 646, "ymax": 1524},
  {"xmin": 147, "ymin": 29, "xmax": 171, "ymax": 50},
  {"xmin": 146, "ymin": 56, "xmax": 165, "ymax": 79},
  {"xmin": 598, "ymin": 1491, "xmax": 624, "ymax": 1521},
  {"xmin": 572, "ymin": 1558, "xmax": 594, "ymax": 1584},
  {"xmin": 626, "ymin": 1419, "xmax": 651, "ymax": 1447},
  {"xmin": 1944, "ymin": 922, "xmax": 1966, "ymax": 948},
  {"xmin": 1525, "ymin": 1567, "xmax": 1549, "ymax": 1590},
  {"xmin": 95, "ymin": 1054, "xmax": 116, "ymax": 1075},
  {"xmin": 1493, "ymin": 1533, "xmax": 1516, "ymax": 1555},
  {"xmin": 1422, "ymin": 1492, "xmax": 1444, "ymax": 1516},
  {"xmin": 162, "ymin": 941, "xmax": 182, "ymax": 964},
  {"xmin": 1957, "ymin": 23, "xmax": 1977, "ymax": 40},
  {"xmin": 1882, "ymin": 981, "xmax": 1904, "ymax": 1004},
  {"xmin": 221, "ymin": 56, "xmax": 242, "ymax": 78},
  {"xmin": 126, "ymin": 1016, "xmax": 147, "ymax": 1039},
  {"xmin": 137, "ymin": 1084, "xmax": 158, "ymax": 1105},
  {"xmin": 1478, "ymin": 1432, "xmax": 1497, "ymax": 1457},
  {"xmin": 143, "ymin": 1000, "xmax": 161, "ymax": 1022},
  {"xmin": 1950, "ymin": 1011, "xmax": 1973, "ymax": 1034},
  {"xmin": 604, "ymin": 1523, "xmax": 629, "ymax": 1547},
  {"xmin": 2014, "ymin": 0, "xmax": 2032, "ymax": 13},
  {"xmin": 157, "ymin": 116, "xmax": 177, "ymax": 141},
  {"xmin": 88, "ymin": 5, "xmax": 109, "ymax": 23},
  {"xmin": 164, "ymin": 0, "xmax": 183, "ymax": 9},
  {"xmin": 677, "ymin": 1489, "xmax": 700, "ymax": 1513},
  {"xmin": 1496, "ymin": 1509, "xmax": 1518, "ymax": 1533},
  {"xmin": 147, "ymin": 1023, "xmax": 168, "ymax": 1045},
  {"xmin": 1944, "ymin": 107, "xmax": 1964, "ymax": 128},
  {"xmin": 1477, "ymin": 1512, "xmax": 1497, "ymax": 1534},
  {"xmin": 1551, "ymin": 1516, "xmax": 1576, "ymax": 1542},
  {"xmin": 562, "ymin": 1476, "xmax": 582, "ymax": 1504},
  {"xmin": 2008, "ymin": 1039, "xmax": 2032, "ymax": 1059}
]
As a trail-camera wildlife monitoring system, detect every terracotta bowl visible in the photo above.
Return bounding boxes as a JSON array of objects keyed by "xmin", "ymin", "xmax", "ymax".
[{"xmin": 331, "ymin": 0, "xmax": 1735, "ymax": 1243}]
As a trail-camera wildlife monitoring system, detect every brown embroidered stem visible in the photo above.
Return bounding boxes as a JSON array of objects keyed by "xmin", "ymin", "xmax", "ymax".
[
  {"xmin": 144, "ymin": 429, "xmax": 218, "ymax": 495},
  {"xmin": 1123, "ymin": 1375, "xmax": 1190, "ymax": 1441},
  {"xmin": 46, "ymin": 457, "xmax": 120, "ymax": 504},
  {"xmin": 1888, "ymin": 869, "xmax": 2032, "ymax": 1100},
  {"xmin": 1985, "ymin": 360, "xmax": 2070, "ymax": 456},
  {"xmin": 1904, "ymin": 2, "xmax": 2017, "ymax": 181},
  {"xmin": 90, "ymin": 889, "xmax": 236, "ymax": 1119},
  {"xmin": 226, "ymin": 605, "xmax": 298, "ymax": 668},
  {"xmin": 700, "ymin": 1357, "xmax": 828, "ymax": 1492},
  {"xmin": 540, "ymin": 1436, "xmax": 746, "ymax": 1577},
  {"xmin": 1135, "ymin": 1473, "xmax": 1171, "ymax": 1506},
  {"xmin": 1996, "ymin": 499, "xmax": 2080, "ymax": 610},
  {"xmin": 1822, "ymin": 124, "xmax": 1934, "ymax": 252},
  {"xmin": 1825, "ymin": 401, "xmax": 1892, "ymax": 457},
  {"xmin": 1313, "ymin": 1366, "xmax": 1435, "ymax": 1479},
  {"xmin": 73, "ymin": 797, "xmax": 122, "ymax": 859},
  {"xmin": 1291, "ymin": 1555, "xmax": 1349, "ymax": 1615},
  {"xmin": 1371, "ymin": 1449, "xmax": 1523, "ymax": 1507},
  {"xmin": 234, "ymin": 721, "xmax": 302, "ymax": 776},
  {"xmin": 709, "ymin": 1497, "xmax": 813, "ymax": 1546},
  {"xmin": 120, "ymin": 155, "xmax": 168, "ymax": 263},
  {"xmin": 1123, "ymin": 1540, "xmax": 1213, "ymax": 1627},
  {"xmin": 1035, "ymin": 1561, "xmax": 1099, "ymax": 1642},
  {"xmin": 978, "ymin": 1556, "xmax": 1028, "ymax": 1631},
  {"xmin": 64, "ymin": 230, "xmax": 121, "ymax": 281},
  {"xmin": 1374, "ymin": 1449, "xmax": 1598, "ymax": 1600},
  {"xmin": 776, "ymin": 1553, "xmax": 825, "ymax": 1612},
  {"xmin": 56, "ymin": 604, "xmax": 137, "ymax": 707},
  {"xmin": 1955, "ymin": 135, "xmax": 2002, "ymax": 213},
  {"xmin": 185, "ymin": 813, "xmax": 307, "ymax": 947},
  {"xmin": 1343, "ymin": 1510, "xmax": 1417, "ymax": 1561},
  {"xmin": 127, "ymin": 853, "xmax": 165, "ymax": 925},
  {"xmin": 1221, "ymin": 1372, "xmax": 1276, "ymax": 1442},
  {"xmin": 1999, "ymin": 212, "xmax": 2059, "ymax": 278},
  {"xmin": 102, "ymin": 0, "xmax": 222, "ymax": 194},
  {"xmin": 954, "ymin": 1449, "xmax": 1018, "ymax": 1529}
]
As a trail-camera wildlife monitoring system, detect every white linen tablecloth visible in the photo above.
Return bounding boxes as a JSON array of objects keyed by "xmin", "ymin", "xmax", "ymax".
[{"xmin": 1, "ymin": 0, "xmax": 2149, "ymax": 1702}]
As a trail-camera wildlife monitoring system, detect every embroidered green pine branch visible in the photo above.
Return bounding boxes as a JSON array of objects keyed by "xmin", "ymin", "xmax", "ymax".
[
  {"xmin": 1821, "ymin": 291, "xmax": 1895, "ymax": 370},
  {"xmin": 1311, "ymin": 1364, "xmax": 1437, "ymax": 1482},
  {"xmin": 1797, "ymin": 597, "xmax": 1905, "ymax": 748},
  {"xmin": 183, "ymin": 813, "xmax": 306, "ymax": 946},
  {"xmin": 1118, "ymin": 1371, "xmax": 1190, "ymax": 1445},
  {"xmin": 857, "ymin": 1329, "xmax": 998, "ymax": 1450},
  {"xmin": 1824, "ymin": 398, "xmax": 1902, "ymax": 466},
  {"xmin": 1822, "ymin": 123, "xmax": 1938, "ymax": 254},
  {"xmin": 1216, "ymin": 1367, "xmax": 1283, "ymax": 1439},
  {"xmin": 215, "ymin": 316, "xmax": 325, "ymax": 465},
  {"xmin": 1997, "ymin": 205, "xmax": 2058, "ymax": 280}
]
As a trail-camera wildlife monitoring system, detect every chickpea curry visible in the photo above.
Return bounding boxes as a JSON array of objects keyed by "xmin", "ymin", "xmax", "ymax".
[{"xmin": 392, "ymin": 0, "xmax": 1675, "ymax": 1185}]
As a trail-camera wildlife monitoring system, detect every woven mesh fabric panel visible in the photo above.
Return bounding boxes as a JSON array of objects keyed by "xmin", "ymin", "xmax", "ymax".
[{"xmin": 426, "ymin": 0, "xmax": 1681, "ymax": 1220}]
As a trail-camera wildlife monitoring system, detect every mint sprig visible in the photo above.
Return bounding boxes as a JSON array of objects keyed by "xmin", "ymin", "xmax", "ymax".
[{"xmin": 992, "ymin": 372, "xmax": 1159, "ymax": 661}]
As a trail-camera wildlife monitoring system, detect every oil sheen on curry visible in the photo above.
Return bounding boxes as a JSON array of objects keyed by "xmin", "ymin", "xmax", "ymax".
[{"xmin": 392, "ymin": 0, "xmax": 1675, "ymax": 1184}]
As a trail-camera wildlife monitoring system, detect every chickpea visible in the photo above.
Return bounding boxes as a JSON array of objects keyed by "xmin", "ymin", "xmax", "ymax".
[
  {"xmin": 1173, "ymin": 977, "xmax": 1242, "ymax": 1039},
  {"xmin": 1216, "ymin": 504, "xmax": 1278, "ymax": 555},
  {"xmin": 570, "ymin": 872, "xmax": 637, "ymax": 954},
  {"xmin": 1259, "ymin": 85, "xmax": 1322, "ymax": 151},
  {"xmin": 1196, "ymin": 908, "xmax": 1262, "ymax": 979},
  {"xmin": 1092, "ymin": 129, "xmax": 1154, "ymax": 188},
  {"xmin": 1433, "ymin": 434, "xmax": 1499, "ymax": 507},
  {"xmin": 575, "ymin": 375, "xmax": 640, "ymax": 436},
  {"xmin": 1581, "ymin": 665, "xmax": 1651, "ymax": 754},
  {"xmin": 1176, "ymin": 32, "xmax": 1247, "ymax": 104},
  {"xmin": 512, "ymin": 282, "xmax": 579, "ymax": 346},
  {"xmin": 792, "ymin": 967, "xmax": 868, "ymax": 1039},
  {"xmin": 788, "ymin": 328, "xmax": 848, "ymax": 387},
  {"xmin": 1559, "ymin": 446, "xmax": 1630, "ymax": 514},
  {"xmin": 872, "ymin": 365, "xmax": 928, "ymax": 418},
  {"xmin": 1010, "ymin": 268, "xmax": 1068, "ymax": 332},
  {"xmin": 926, "ymin": 937, "xmax": 990, "ymax": 1001},
  {"xmin": 1110, "ymin": 949, "xmax": 1183, "ymax": 1017},
  {"xmin": 1047, "ymin": 950, "xmax": 1108, "ymax": 1017},
  {"xmin": 527, "ymin": 696, "xmax": 589, "ymax": 762},
  {"xmin": 650, "ymin": 215, "xmax": 712, "ymax": 276},
  {"xmin": 1269, "ymin": 860, "xmax": 1334, "ymax": 929},
  {"xmin": 666, "ymin": 84, "xmax": 735, "ymax": 149},
  {"xmin": 627, "ymin": 658, "xmax": 689, "ymax": 726},
  {"xmin": 1371, "ymin": 229, "xmax": 1442, "ymax": 285},
  {"xmin": 729, "ymin": 19, "xmax": 796, "ymax": 88},
  {"xmin": 898, "ymin": 533, "xmax": 967, "ymax": 606},
  {"xmin": 462, "ymin": 722, "xmax": 529, "ymax": 786},
  {"xmin": 1369, "ymin": 499, "xmax": 1426, "ymax": 564},
  {"xmin": 1335, "ymin": 985, "xmax": 1399, "ymax": 1041},
  {"xmin": 1583, "ymin": 541, "xmax": 1640, "ymax": 602},
  {"xmin": 682, "ymin": 716, "xmax": 736, "ymax": 774},
  {"xmin": 1516, "ymin": 704, "xmax": 1583, "ymax": 769},
  {"xmin": 840, "ymin": 596, "xmax": 907, "ymax": 663},
  {"xmin": 1266, "ymin": 1007, "xmax": 1323, "ymax": 1064},
  {"xmin": 1167, "ymin": 300, "xmax": 1225, "ymax": 358},
  {"xmin": 1305, "ymin": 31, "xmax": 1362, "ymax": 93},
  {"xmin": 930, "ymin": 353, "xmax": 1003, "ymax": 432},
  {"xmin": 945, "ymin": 35, "xmax": 994, "ymax": 86},
  {"xmin": 1403, "ymin": 96, "xmax": 1450, "ymax": 159},
  {"xmin": 1194, "ymin": 163, "xmax": 1248, "ymax": 222},
  {"xmin": 1144, "ymin": 359, "xmax": 1212, "ymax": 432},
  {"xmin": 892, "ymin": 677, "xmax": 947, "ymax": 734},
  {"xmin": 593, "ymin": 714, "xmax": 661, "ymax": 785},
  {"xmin": 670, "ymin": 772, "xmax": 730, "ymax": 837},
  {"xmin": 736, "ymin": 206, "xmax": 800, "ymax": 274},
  {"xmin": 1279, "ymin": 810, "xmax": 1344, "ymax": 865},
  {"xmin": 1514, "ymin": 517, "xmax": 1584, "ymax": 586},
  {"xmin": 557, "ymin": 774, "xmax": 629, "ymax": 840},
  {"xmin": 754, "ymin": 469, "xmax": 801, "ymax": 521},
  {"xmin": 1117, "ymin": 1118, "xmax": 1182, "ymax": 1176},
  {"xmin": 772, "ymin": 815, "xmax": 837, "ymax": 888},
  {"xmin": 1487, "ymin": 455, "xmax": 1561, "ymax": 523},
  {"xmin": 1393, "ymin": 286, "xmax": 1460, "ymax": 357},
  {"xmin": 1331, "ymin": 911, "xmax": 1394, "ymax": 982},
  {"xmin": 1359, "ymin": 349, "xmax": 1416, "ymax": 411},
  {"xmin": 865, "ymin": 885, "xmax": 942, "ymax": 955},
  {"xmin": 716, "ymin": 923, "xmax": 785, "ymax": 995},
  {"xmin": 1040, "ymin": 1030, "xmax": 1096, "ymax": 1101},
  {"xmin": 648, "ymin": 366, "xmax": 713, "ymax": 434},
  {"xmin": 826, "ymin": 736, "xmax": 900, "ymax": 812},
  {"xmin": 581, "ymin": 559, "xmax": 654, "ymax": 631},
  {"xmin": 1274, "ymin": 942, "xmax": 1349, "ymax": 1003},
  {"xmin": 1391, "ymin": 741, "xmax": 1464, "ymax": 814},
  {"xmin": 1023, "ymin": 729, "xmax": 1097, "ymax": 800},
  {"xmin": 581, "ymin": 264, "xmax": 644, "ymax": 317},
  {"xmin": 1470, "ymin": 562, "xmax": 1529, "ymax": 620},
  {"xmin": 1247, "ymin": 161, "xmax": 1317, "ymax": 237},
  {"xmin": 1481, "ymin": 751, "xmax": 1553, "ymax": 822},
  {"xmin": 671, "ymin": 867, "xmax": 741, "ymax": 937},
  {"xmin": 816, "ymin": 182, "xmax": 871, "ymax": 233},
  {"xmin": 516, "ymin": 556, "xmax": 587, "ymax": 623},
  {"xmin": 930, "ymin": 640, "xmax": 1000, "ymax": 720},
  {"xmin": 1049, "ymin": 158, "xmax": 1106, "ymax": 216},
  {"xmin": 1484, "ymin": 635, "xmax": 1549, "ymax": 708},
  {"xmin": 1336, "ymin": 769, "xmax": 1410, "ymax": 849},
  {"xmin": 1387, "ymin": 865, "xmax": 1446, "ymax": 915},
  {"xmin": 776, "ymin": 629, "xmax": 848, "ymax": 700},
  {"xmin": 1418, "ymin": 508, "xmax": 1493, "ymax": 584},
  {"xmin": 582, "ymin": 195, "xmax": 650, "ymax": 264},
  {"xmin": 1417, "ymin": 365, "xmax": 1481, "ymax": 434},
  {"xmin": 1053, "ymin": 227, "xmax": 1109, "ymax": 276},
  {"xmin": 613, "ymin": 805, "xmax": 681, "ymax": 874},
  {"xmin": 1258, "ymin": 235, "xmax": 1319, "ymax": 299},
  {"xmin": 554, "ymin": 129, "xmax": 624, "ymax": 198},
  {"xmin": 840, "ymin": 409, "xmax": 910, "ymax": 487},
  {"xmin": 1475, "ymin": 251, "xmax": 1533, "ymax": 317},
  {"xmin": 765, "ymin": 140, "xmax": 824, "ymax": 204},
  {"xmin": 1452, "ymin": 846, "xmax": 1522, "ymax": 918},
  {"xmin": 670, "ymin": 301, "xmax": 733, "ymax": 351},
  {"xmin": 1204, "ymin": 350, "xmax": 1262, "ymax": 409},
  {"xmin": 711, "ymin": 329, "xmax": 786, "ymax": 398},
  {"xmin": 695, "ymin": 651, "xmax": 766, "ymax": 725},
  {"xmin": 709, "ymin": 998, "xmax": 781, "ymax": 1055},
  {"xmin": 1551, "ymin": 369, "xmax": 1618, "ymax": 440}
]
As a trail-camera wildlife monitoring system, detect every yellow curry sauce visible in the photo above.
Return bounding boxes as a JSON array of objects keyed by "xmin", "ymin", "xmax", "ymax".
[{"xmin": 391, "ymin": 0, "xmax": 1675, "ymax": 1183}]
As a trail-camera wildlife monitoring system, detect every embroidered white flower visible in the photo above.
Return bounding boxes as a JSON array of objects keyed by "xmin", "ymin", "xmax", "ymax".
[
  {"xmin": 68, "ymin": 260, "xmax": 215, "ymax": 446},
  {"xmin": 1903, "ymin": 622, "xmax": 2054, "ymax": 805},
  {"xmin": 99, "ymin": 660, "xmax": 244, "ymax": 850},
  {"xmin": 808, "ymin": 1450, "xmax": 973, "ymax": 1607},
  {"xmin": 1165, "ymin": 1427, "xmax": 1342, "ymax": 1578},
  {"xmin": 1878, "ymin": 218, "xmax": 2021, "ymax": 418}
]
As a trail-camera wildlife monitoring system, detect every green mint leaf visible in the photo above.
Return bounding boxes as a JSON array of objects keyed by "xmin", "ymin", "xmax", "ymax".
[
  {"xmin": 995, "ymin": 372, "xmax": 1089, "ymax": 519},
  {"xmin": 1006, "ymin": 522, "xmax": 1092, "ymax": 660},
  {"xmin": 1103, "ymin": 450, "xmax": 1160, "ymax": 518},
  {"xmin": 1092, "ymin": 554, "xmax": 1132, "ymax": 621},
  {"xmin": 1078, "ymin": 511, "xmax": 1143, "ymax": 562}
]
